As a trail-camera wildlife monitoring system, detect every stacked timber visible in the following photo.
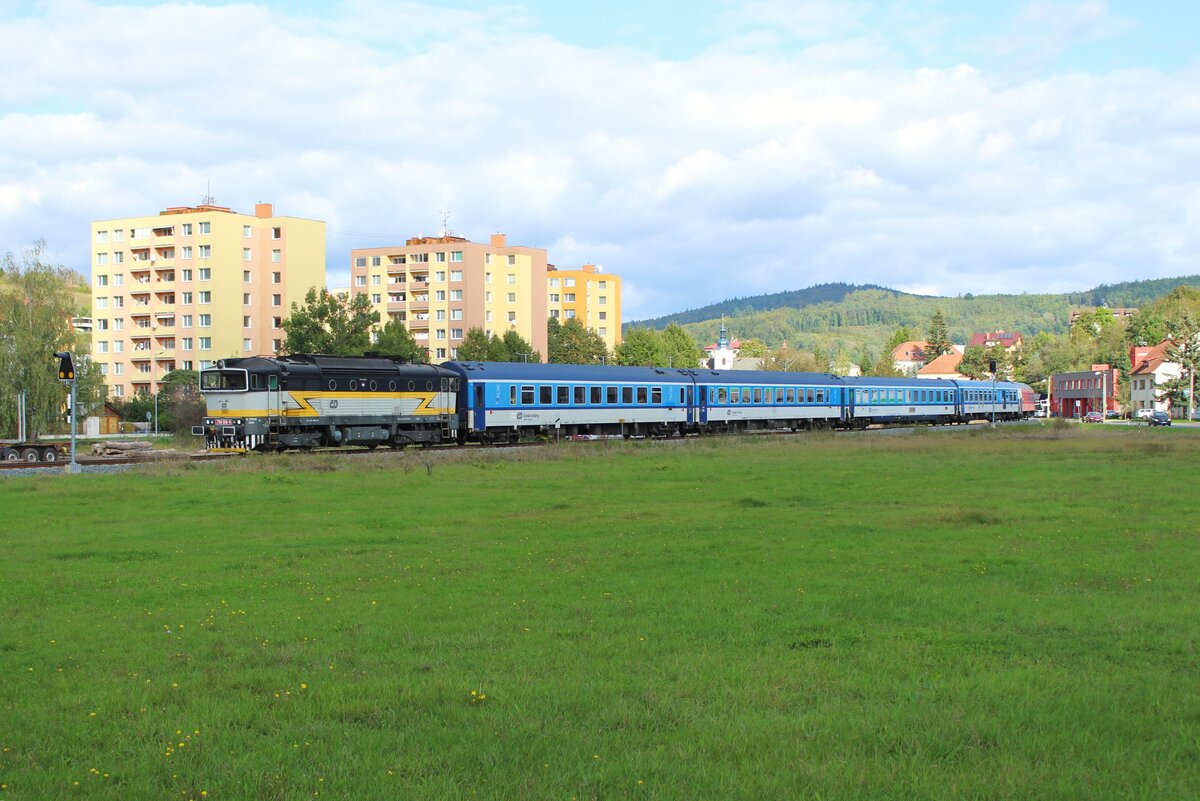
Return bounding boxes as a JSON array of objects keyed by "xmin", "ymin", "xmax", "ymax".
[{"xmin": 91, "ymin": 441, "xmax": 175, "ymax": 458}]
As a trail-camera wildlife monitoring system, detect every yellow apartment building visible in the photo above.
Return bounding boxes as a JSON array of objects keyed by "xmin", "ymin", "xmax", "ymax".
[
  {"xmin": 546, "ymin": 264, "xmax": 622, "ymax": 352},
  {"xmin": 89, "ymin": 202, "xmax": 325, "ymax": 397},
  {"xmin": 350, "ymin": 233, "xmax": 549, "ymax": 361}
]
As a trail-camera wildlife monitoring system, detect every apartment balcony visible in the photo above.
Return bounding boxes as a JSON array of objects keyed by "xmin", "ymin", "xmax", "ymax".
[
  {"xmin": 131, "ymin": 269, "xmax": 152, "ymax": 283},
  {"xmin": 386, "ymin": 301, "xmax": 408, "ymax": 314},
  {"xmin": 408, "ymin": 299, "xmax": 429, "ymax": 312},
  {"xmin": 386, "ymin": 263, "xmax": 408, "ymax": 275},
  {"xmin": 154, "ymin": 267, "xmax": 175, "ymax": 281},
  {"xmin": 408, "ymin": 317, "xmax": 430, "ymax": 330},
  {"xmin": 152, "ymin": 225, "xmax": 175, "ymax": 238}
]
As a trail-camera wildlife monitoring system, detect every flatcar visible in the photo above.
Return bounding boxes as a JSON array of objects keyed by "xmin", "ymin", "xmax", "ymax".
[{"xmin": 196, "ymin": 354, "xmax": 459, "ymax": 452}]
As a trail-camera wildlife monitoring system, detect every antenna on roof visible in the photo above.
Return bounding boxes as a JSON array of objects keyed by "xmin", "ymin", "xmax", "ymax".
[
  {"xmin": 200, "ymin": 181, "xmax": 215, "ymax": 206},
  {"xmin": 438, "ymin": 210, "xmax": 452, "ymax": 237}
]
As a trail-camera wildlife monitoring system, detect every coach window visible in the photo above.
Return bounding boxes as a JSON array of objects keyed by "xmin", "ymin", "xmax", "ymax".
[
  {"xmin": 816, "ymin": 390, "xmax": 825, "ymax": 403},
  {"xmin": 591, "ymin": 386, "xmax": 602, "ymax": 404},
  {"xmin": 521, "ymin": 385, "xmax": 535, "ymax": 405},
  {"xmin": 540, "ymin": 386, "xmax": 553, "ymax": 404},
  {"xmin": 635, "ymin": 387, "xmax": 647, "ymax": 404},
  {"xmin": 651, "ymin": 387, "xmax": 662, "ymax": 404},
  {"xmin": 621, "ymin": 386, "xmax": 633, "ymax": 404},
  {"xmin": 557, "ymin": 386, "xmax": 570, "ymax": 404},
  {"xmin": 717, "ymin": 387, "xmax": 728, "ymax": 404},
  {"xmin": 575, "ymin": 386, "xmax": 586, "ymax": 404},
  {"xmin": 606, "ymin": 386, "xmax": 617, "ymax": 404},
  {"xmin": 510, "ymin": 385, "xmax": 517, "ymax": 405},
  {"xmin": 750, "ymin": 388, "xmax": 760, "ymax": 404}
]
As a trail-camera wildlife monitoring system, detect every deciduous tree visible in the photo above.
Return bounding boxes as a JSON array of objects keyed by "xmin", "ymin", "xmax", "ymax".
[
  {"xmin": 281, "ymin": 288, "xmax": 379, "ymax": 356},
  {"xmin": 661, "ymin": 323, "xmax": 702, "ymax": 369},
  {"xmin": 374, "ymin": 318, "xmax": 428, "ymax": 362},
  {"xmin": 547, "ymin": 317, "xmax": 608, "ymax": 364},
  {"xmin": 0, "ymin": 241, "xmax": 105, "ymax": 439}
]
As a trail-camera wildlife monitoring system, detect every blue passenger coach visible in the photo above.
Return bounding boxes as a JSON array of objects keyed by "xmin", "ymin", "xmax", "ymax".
[
  {"xmin": 694, "ymin": 369, "xmax": 844, "ymax": 430},
  {"xmin": 442, "ymin": 362, "xmax": 698, "ymax": 442}
]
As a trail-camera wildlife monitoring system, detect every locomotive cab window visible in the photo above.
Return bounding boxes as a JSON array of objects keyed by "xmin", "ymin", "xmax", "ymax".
[{"xmin": 201, "ymin": 370, "xmax": 247, "ymax": 391}]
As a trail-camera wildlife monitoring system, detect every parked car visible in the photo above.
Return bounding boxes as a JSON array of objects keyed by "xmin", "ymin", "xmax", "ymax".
[
  {"xmin": 1105, "ymin": 410, "xmax": 1122, "ymax": 419},
  {"xmin": 1136, "ymin": 408, "xmax": 1155, "ymax": 420},
  {"xmin": 1148, "ymin": 411, "xmax": 1171, "ymax": 427},
  {"xmin": 1083, "ymin": 411, "xmax": 1105, "ymax": 423}
]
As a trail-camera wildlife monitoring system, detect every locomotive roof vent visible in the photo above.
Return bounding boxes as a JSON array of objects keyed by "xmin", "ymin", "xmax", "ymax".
[{"xmin": 217, "ymin": 359, "xmax": 226, "ymax": 368}]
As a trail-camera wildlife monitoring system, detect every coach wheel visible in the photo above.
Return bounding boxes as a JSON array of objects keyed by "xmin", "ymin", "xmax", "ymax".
[
  {"xmin": 42, "ymin": 448, "xmax": 59, "ymax": 463},
  {"xmin": 22, "ymin": 448, "xmax": 40, "ymax": 463},
  {"xmin": 3, "ymin": 448, "xmax": 18, "ymax": 461}
]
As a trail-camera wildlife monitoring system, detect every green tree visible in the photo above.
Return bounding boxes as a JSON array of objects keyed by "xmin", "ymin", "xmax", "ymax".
[
  {"xmin": 457, "ymin": 328, "xmax": 492, "ymax": 361},
  {"xmin": 763, "ymin": 345, "xmax": 821, "ymax": 372},
  {"xmin": 501, "ymin": 330, "xmax": 538, "ymax": 362},
  {"xmin": 867, "ymin": 353, "xmax": 901, "ymax": 377},
  {"xmin": 374, "ymin": 318, "xmax": 428, "ymax": 362},
  {"xmin": 156, "ymin": 369, "xmax": 204, "ymax": 433},
  {"xmin": 924, "ymin": 308, "xmax": 951, "ymax": 364},
  {"xmin": 661, "ymin": 323, "xmax": 702, "ymax": 369},
  {"xmin": 735, "ymin": 338, "xmax": 771, "ymax": 359},
  {"xmin": 615, "ymin": 327, "xmax": 667, "ymax": 366},
  {"xmin": 1164, "ymin": 314, "xmax": 1200, "ymax": 418},
  {"xmin": 885, "ymin": 325, "xmax": 920, "ymax": 354},
  {"xmin": 281, "ymin": 288, "xmax": 379, "ymax": 356},
  {"xmin": 958, "ymin": 345, "xmax": 1011, "ymax": 380},
  {"xmin": 486, "ymin": 334, "xmax": 511, "ymax": 362},
  {"xmin": 0, "ymin": 241, "xmax": 106, "ymax": 439},
  {"xmin": 547, "ymin": 317, "xmax": 609, "ymax": 364}
]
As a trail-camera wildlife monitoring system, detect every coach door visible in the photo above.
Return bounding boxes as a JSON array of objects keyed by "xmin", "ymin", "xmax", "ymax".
[
  {"xmin": 697, "ymin": 382, "xmax": 708, "ymax": 424},
  {"xmin": 472, "ymin": 383, "xmax": 487, "ymax": 431}
]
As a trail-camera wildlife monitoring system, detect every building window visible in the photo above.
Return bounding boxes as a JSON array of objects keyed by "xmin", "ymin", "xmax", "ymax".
[
  {"xmin": 272, "ymin": 272, "xmax": 281, "ymax": 283},
  {"xmin": 564, "ymin": 278, "xmax": 576, "ymax": 287},
  {"xmin": 182, "ymin": 246, "xmax": 192, "ymax": 259},
  {"xmin": 96, "ymin": 252, "xmax": 108, "ymax": 265},
  {"xmin": 243, "ymin": 293, "xmax": 252, "ymax": 305},
  {"xmin": 243, "ymin": 225, "xmax": 252, "ymax": 238},
  {"xmin": 96, "ymin": 319, "xmax": 108, "ymax": 331},
  {"xmin": 199, "ymin": 314, "xmax": 211, "ymax": 327},
  {"xmin": 198, "ymin": 245, "xmax": 210, "ymax": 260},
  {"xmin": 181, "ymin": 292, "xmax": 192, "ymax": 304},
  {"xmin": 435, "ymin": 271, "xmax": 445, "ymax": 282},
  {"xmin": 181, "ymin": 223, "xmax": 192, "ymax": 235},
  {"xmin": 96, "ymin": 230, "xmax": 108, "ymax": 242},
  {"xmin": 181, "ymin": 269, "xmax": 192, "ymax": 281},
  {"xmin": 371, "ymin": 274, "xmax": 381, "ymax": 285},
  {"xmin": 550, "ymin": 293, "xmax": 559, "ymax": 303},
  {"xmin": 435, "ymin": 309, "xmax": 446, "ymax": 320},
  {"xmin": 507, "ymin": 255, "xmax": 515, "ymax": 265},
  {"xmin": 507, "ymin": 311, "xmax": 516, "ymax": 322},
  {"xmin": 242, "ymin": 270, "xmax": 251, "ymax": 283},
  {"xmin": 485, "ymin": 311, "xmax": 492, "ymax": 322},
  {"xmin": 112, "ymin": 252, "xmax": 124, "ymax": 264},
  {"xmin": 436, "ymin": 348, "xmax": 446, "ymax": 359},
  {"xmin": 436, "ymin": 252, "xmax": 446, "ymax": 263},
  {"xmin": 112, "ymin": 229, "xmax": 124, "ymax": 242},
  {"xmin": 355, "ymin": 257, "xmax": 366, "ymax": 267},
  {"xmin": 436, "ymin": 290, "xmax": 446, "ymax": 301},
  {"xmin": 450, "ymin": 289, "xmax": 462, "ymax": 301},
  {"xmin": 451, "ymin": 251, "xmax": 462, "ymax": 262},
  {"xmin": 113, "ymin": 274, "xmax": 123, "ymax": 286},
  {"xmin": 112, "ymin": 384, "xmax": 124, "ymax": 397},
  {"xmin": 113, "ymin": 318, "xmax": 123, "ymax": 330},
  {"xmin": 450, "ymin": 309, "xmax": 462, "ymax": 320},
  {"xmin": 355, "ymin": 275, "xmax": 367, "ymax": 286},
  {"xmin": 243, "ymin": 315, "xmax": 252, "ymax": 327},
  {"xmin": 113, "ymin": 341, "xmax": 123, "ymax": 353},
  {"xmin": 182, "ymin": 337, "xmax": 193, "ymax": 350},
  {"xmin": 599, "ymin": 311, "xmax": 606, "ymax": 320},
  {"xmin": 199, "ymin": 337, "xmax": 211, "ymax": 350},
  {"xmin": 199, "ymin": 291, "xmax": 211, "ymax": 304},
  {"xmin": 598, "ymin": 327, "xmax": 607, "ymax": 337},
  {"xmin": 112, "ymin": 296, "xmax": 123, "ymax": 308},
  {"xmin": 565, "ymin": 293, "xmax": 576, "ymax": 302},
  {"xmin": 272, "ymin": 317, "xmax": 281, "ymax": 329},
  {"xmin": 198, "ymin": 222, "xmax": 210, "ymax": 234},
  {"xmin": 371, "ymin": 293, "xmax": 381, "ymax": 304},
  {"xmin": 436, "ymin": 329, "xmax": 446, "ymax": 340},
  {"xmin": 485, "ymin": 254, "xmax": 492, "ymax": 265},
  {"xmin": 599, "ymin": 281, "xmax": 607, "ymax": 289},
  {"xmin": 243, "ymin": 247, "xmax": 251, "ymax": 261},
  {"xmin": 485, "ymin": 272, "xmax": 492, "ymax": 283},
  {"xmin": 507, "ymin": 293, "xmax": 516, "ymax": 303},
  {"xmin": 96, "ymin": 297, "xmax": 108, "ymax": 309},
  {"xmin": 182, "ymin": 314, "xmax": 192, "ymax": 327},
  {"xmin": 451, "ymin": 328, "xmax": 463, "ymax": 339},
  {"xmin": 244, "ymin": 338, "xmax": 252, "ymax": 351},
  {"xmin": 506, "ymin": 274, "xmax": 516, "ymax": 284},
  {"xmin": 450, "ymin": 270, "xmax": 462, "ymax": 282},
  {"xmin": 272, "ymin": 339, "xmax": 281, "ymax": 351},
  {"xmin": 565, "ymin": 309, "xmax": 576, "ymax": 318},
  {"xmin": 272, "ymin": 294, "xmax": 281, "ymax": 306},
  {"xmin": 96, "ymin": 274, "xmax": 108, "ymax": 287},
  {"xmin": 550, "ymin": 309, "xmax": 560, "ymax": 318},
  {"xmin": 598, "ymin": 295, "xmax": 607, "ymax": 305},
  {"xmin": 96, "ymin": 341, "xmax": 108, "ymax": 353}
]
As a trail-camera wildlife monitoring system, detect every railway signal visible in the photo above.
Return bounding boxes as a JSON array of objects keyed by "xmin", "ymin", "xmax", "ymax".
[{"xmin": 52, "ymin": 351, "xmax": 79, "ymax": 473}]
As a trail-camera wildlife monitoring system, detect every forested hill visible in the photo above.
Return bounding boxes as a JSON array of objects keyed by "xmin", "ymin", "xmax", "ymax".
[
  {"xmin": 633, "ymin": 283, "xmax": 896, "ymax": 328},
  {"xmin": 625, "ymin": 275, "xmax": 1200, "ymax": 357}
]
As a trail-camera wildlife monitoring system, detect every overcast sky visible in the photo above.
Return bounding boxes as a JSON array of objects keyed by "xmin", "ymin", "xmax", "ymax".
[{"xmin": 2, "ymin": 0, "xmax": 1197, "ymax": 319}]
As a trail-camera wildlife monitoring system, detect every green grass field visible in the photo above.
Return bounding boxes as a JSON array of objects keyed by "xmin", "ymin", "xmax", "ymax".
[{"xmin": 2, "ymin": 426, "xmax": 1198, "ymax": 800}]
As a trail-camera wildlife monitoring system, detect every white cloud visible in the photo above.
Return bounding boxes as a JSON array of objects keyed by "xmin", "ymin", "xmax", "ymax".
[{"xmin": 0, "ymin": 1, "xmax": 1196, "ymax": 322}]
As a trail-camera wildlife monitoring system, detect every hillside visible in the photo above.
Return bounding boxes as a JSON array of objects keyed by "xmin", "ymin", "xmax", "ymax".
[{"xmin": 629, "ymin": 275, "xmax": 1200, "ymax": 359}]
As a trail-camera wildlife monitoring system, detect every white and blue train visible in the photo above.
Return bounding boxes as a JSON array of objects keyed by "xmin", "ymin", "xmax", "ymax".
[{"xmin": 197, "ymin": 355, "xmax": 1037, "ymax": 452}]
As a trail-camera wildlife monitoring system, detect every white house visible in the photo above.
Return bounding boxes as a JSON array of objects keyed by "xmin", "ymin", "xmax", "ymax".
[{"xmin": 1129, "ymin": 341, "xmax": 1181, "ymax": 415}]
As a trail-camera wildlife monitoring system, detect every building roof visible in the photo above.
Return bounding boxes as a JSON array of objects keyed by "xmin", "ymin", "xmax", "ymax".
[
  {"xmin": 1130, "ymin": 340, "xmax": 1174, "ymax": 376},
  {"xmin": 968, "ymin": 331, "xmax": 1023, "ymax": 348},
  {"xmin": 918, "ymin": 351, "xmax": 964, "ymax": 376},
  {"xmin": 891, "ymin": 340, "xmax": 927, "ymax": 362},
  {"xmin": 704, "ymin": 339, "xmax": 741, "ymax": 352}
]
